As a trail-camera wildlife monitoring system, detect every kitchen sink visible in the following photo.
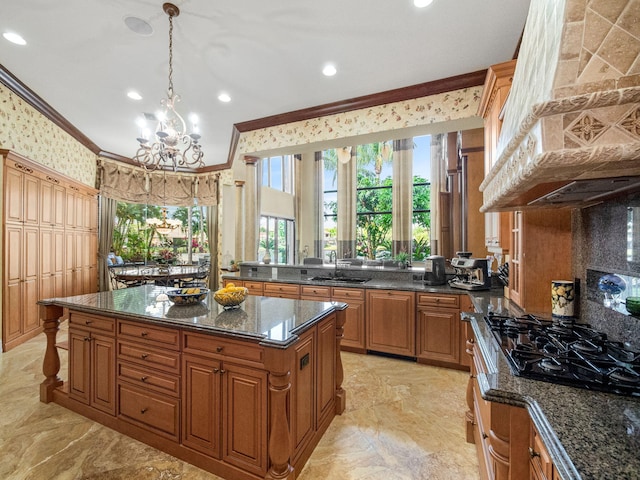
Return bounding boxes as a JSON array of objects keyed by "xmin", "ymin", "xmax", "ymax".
[{"xmin": 310, "ymin": 276, "xmax": 370, "ymax": 284}]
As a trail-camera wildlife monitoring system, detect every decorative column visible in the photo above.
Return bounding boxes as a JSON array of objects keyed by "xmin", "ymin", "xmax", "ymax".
[
  {"xmin": 392, "ymin": 138, "xmax": 413, "ymax": 256},
  {"xmin": 234, "ymin": 180, "xmax": 245, "ymax": 262},
  {"xmin": 336, "ymin": 147, "xmax": 356, "ymax": 259},
  {"xmin": 313, "ymin": 151, "xmax": 324, "ymax": 258},
  {"xmin": 244, "ymin": 156, "xmax": 260, "ymax": 262}
]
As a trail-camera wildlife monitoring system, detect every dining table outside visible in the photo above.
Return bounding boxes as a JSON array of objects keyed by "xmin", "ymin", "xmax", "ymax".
[{"xmin": 110, "ymin": 264, "xmax": 208, "ymax": 288}]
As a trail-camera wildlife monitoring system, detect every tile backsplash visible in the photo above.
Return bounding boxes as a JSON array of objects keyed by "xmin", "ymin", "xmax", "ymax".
[{"xmin": 574, "ymin": 191, "xmax": 640, "ymax": 350}]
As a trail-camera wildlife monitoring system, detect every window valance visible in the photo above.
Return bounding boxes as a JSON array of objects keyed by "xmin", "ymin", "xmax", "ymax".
[{"xmin": 97, "ymin": 158, "xmax": 219, "ymax": 206}]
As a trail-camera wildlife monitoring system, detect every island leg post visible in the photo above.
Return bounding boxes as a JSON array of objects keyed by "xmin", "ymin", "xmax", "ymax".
[
  {"xmin": 39, "ymin": 304, "xmax": 64, "ymax": 403},
  {"xmin": 334, "ymin": 307, "xmax": 346, "ymax": 414},
  {"xmin": 265, "ymin": 369, "xmax": 294, "ymax": 480}
]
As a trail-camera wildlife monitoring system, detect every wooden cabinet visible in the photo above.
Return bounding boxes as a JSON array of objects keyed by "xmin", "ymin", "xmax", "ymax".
[
  {"xmin": 332, "ymin": 287, "xmax": 366, "ymax": 353},
  {"xmin": 243, "ymin": 280, "xmax": 264, "ymax": 295},
  {"xmin": 3, "ymin": 225, "xmax": 40, "ymax": 347},
  {"xmin": 263, "ymin": 282, "xmax": 300, "ymax": 299},
  {"xmin": 182, "ymin": 331, "xmax": 269, "ymax": 476},
  {"xmin": 416, "ymin": 293, "xmax": 460, "ymax": 366},
  {"xmin": 466, "ymin": 331, "xmax": 530, "ymax": 480},
  {"xmin": 366, "ymin": 289, "xmax": 415, "ymax": 357},
  {"xmin": 529, "ymin": 423, "xmax": 559, "ymax": 480},
  {"xmin": 509, "ymin": 209, "xmax": 572, "ymax": 314},
  {"xmin": 478, "ymin": 60, "xmax": 516, "ymax": 254},
  {"xmin": 68, "ymin": 312, "xmax": 116, "ymax": 415},
  {"xmin": 2, "ymin": 151, "xmax": 99, "ymax": 351},
  {"xmin": 117, "ymin": 320, "xmax": 181, "ymax": 441}
]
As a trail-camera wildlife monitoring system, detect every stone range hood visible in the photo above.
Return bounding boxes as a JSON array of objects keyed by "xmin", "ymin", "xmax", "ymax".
[{"xmin": 480, "ymin": 0, "xmax": 640, "ymax": 211}]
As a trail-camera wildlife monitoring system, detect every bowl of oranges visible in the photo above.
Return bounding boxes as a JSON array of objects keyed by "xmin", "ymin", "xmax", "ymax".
[
  {"xmin": 166, "ymin": 287, "xmax": 209, "ymax": 305},
  {"xmin": 213, "ymin": 283, "xmax": 248, "ymax": 309}
]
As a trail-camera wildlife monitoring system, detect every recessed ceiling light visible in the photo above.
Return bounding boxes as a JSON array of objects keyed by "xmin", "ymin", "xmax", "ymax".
[
  {"xmin": 127, "ymin": 91, "xmax": 142, "ymax": 100},
  {"xmin": 218, "ymin": 93, "xmax": 231, "ymax": 103},
  {"xmin": 414, "ymin": 0, "xmax": 434, "ymax": 7},
  {"xmin": 323, "ymin": 64, "xmax": 337, "ymax": 77},
  {"xmin": 124, "ymin": 16, "xmax": 153, "ymax": 36},
  {"xmin": 3, "ymin": 32, "xmax": 27, "ymax": 45}
]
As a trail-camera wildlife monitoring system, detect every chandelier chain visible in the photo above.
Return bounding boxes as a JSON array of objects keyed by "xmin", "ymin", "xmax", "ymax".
[{"xmin": 167, "ymin": 13, "xmax": 174, "ymax": 96}]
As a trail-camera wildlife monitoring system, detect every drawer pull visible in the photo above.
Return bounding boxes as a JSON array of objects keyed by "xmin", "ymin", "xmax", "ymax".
[
  {"xmin": 84, "ymin": 336, "xmax": 91, "ymax": 342},
  {"xmin": 220, "ymin": 369, "xmax": 226, "ymax": 374},
  {"xmin": 213, "ymin": 368, "xmax": 219, "ymax": 373},
  {"xmin": 141, "ymin": 376, "xmax": 148, "ymax": 382},
  {"xmin": 528, "ymin": 447, "xmax": 540, "ymax": 459},
  {"xmin": 85, "ymin": 319, "xmax": 92, "ymax": 325},
  {"xmin": 482, "ymin": 432, "xmax": 488, "ymax": 439},
  {"xmin": 140, "ymin": 408, "xmax": 148, "ymax": 414},
  {"xmin": 141, "ymin": 353, "xmax": 148, "ymax": 359},
  {"xmin": 140, "ymin": 331, "xmax": 148, "ymax": 337},
  {"xmin": 216, "ymin": 346, "xmax": 224, "ymax": 352}
]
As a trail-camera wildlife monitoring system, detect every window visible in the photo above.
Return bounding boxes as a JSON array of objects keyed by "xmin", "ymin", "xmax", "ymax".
[
  {"xmin": 262, "ymin": 154, "xmax": 293, "ymax": 193},
  {"xmin": 112, "ymin": 201, "xmax": 209, "ymax": 264},
  {"xmin": 321, "ymin": 135, "xmax": 432, "ymax": 263},
  {"xmin": 259, "ymin": 215, "xmax": 295, "ymax": 264}
]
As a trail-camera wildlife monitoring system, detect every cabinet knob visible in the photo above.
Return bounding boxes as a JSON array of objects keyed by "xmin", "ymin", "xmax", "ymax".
[
  {"xmin": 528, "ymin": 447, "xmax": 540, "ymax": 459},
  {"xmin": 140, "ymin": 331, "xmax": 148, "ymax": 337},
  {"xmin": 85, "ymin": 319, "xmax": 92, "ymax": 325},
  {"xmin": 482, "ymin": 432, "xmax": 488, "ymax": 439},
  {"xmin": 213, "ymin": 368, "xmax": 219, "ymax": 373},
  {"xmin": 140, "ymin": 408, "xmax": 148, "ymax": 414},
  {"xmin": 216, "ymin": 346, "xmax": 224, "ymax": 352},
  {"xmin": 83, "ymin": 336, "xmax": 91, "ymax": 342},
  {"xmin": 141, "ymin": 353, "xmax": 148, "ymax": 359},
  {"xmin": 220, "ymin": 369, "xmax": 227, "ymax": 374},
  {"xmin": 140, "ymin": 376, "xmax": 148, "ymax": 382}
]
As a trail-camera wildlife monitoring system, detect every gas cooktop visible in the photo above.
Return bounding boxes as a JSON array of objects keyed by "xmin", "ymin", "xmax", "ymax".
[{"xmin": 485, "ymin": 312, "xmax": 640, "ymax": 397}]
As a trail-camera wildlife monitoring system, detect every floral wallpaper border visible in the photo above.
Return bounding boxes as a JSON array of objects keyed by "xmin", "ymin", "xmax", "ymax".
[
  {"xmin": 236, "ymin": 87, "xmax": 483, "ymax": 156},
  {"xmin": 0, "ymin": 83, "xmax": 97, "ymax": 187}
]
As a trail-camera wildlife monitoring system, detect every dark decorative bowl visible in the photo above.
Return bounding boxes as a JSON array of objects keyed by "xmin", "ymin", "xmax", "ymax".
[{"xmin": 166, "ymin": 288, "xmax": 209, "ymax": 305}]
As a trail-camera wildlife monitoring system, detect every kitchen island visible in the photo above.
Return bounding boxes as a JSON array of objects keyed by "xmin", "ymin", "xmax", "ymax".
[{"xmin": 39, "ymin": 285, "xmax": 347, "ymax": 480}]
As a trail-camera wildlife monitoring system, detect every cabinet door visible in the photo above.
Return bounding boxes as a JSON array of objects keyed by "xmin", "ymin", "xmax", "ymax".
[
  {"xmin": 292, "ymin": 328, "xmax": 316, "ymax": 458},
  {"xmin": 65, "ymin": 190, "xmax": 76, "ymax": 229},
  {"xmin": 69, "ymin": 329, "xmax": 91, "ymax": 404},
  {"xmin": 40, "ymin": 180, "xmax": 55, "ymax": 226},
  {"xmin": 5, "ymin": 167, "xmax": 24, "ymax": 223},
  {"xmin": 91, "ymin": 333, "xmax": 116, "ymax": 415},
  {"xmin": 509, "ymin": 211, "xmax": 524, "ymax": 307},
  {"xmin": 366, "ymin": 289, "xmax": 415, "ymax": 356},
  {"xmin": 417, "ymin": 308, "xmax": 460, "ymax": 364},
  {"xmin": 4, "ymin": 226, "xmax": 23, "ymax": 342},
  {"xmin": 23, "ymin": 226, "xmax": 40, "ymax": 332},
  {"xmin": 317, "ymin": 314, "xmax": 336, "ymax": 426},
  {"xmin": 23, "ymin": 175, "xmax": 40, "ymax": 225},
  {"xmin": 332, "ymin": 287, "xmax": 366, "ymax": 352},
  {"xmin": 222, "ymin": 363, "xmax": 268, "ymax": 476},
  {"xmin": 182, "ymin": 355, "xmax": 222, "ymax": 457}
]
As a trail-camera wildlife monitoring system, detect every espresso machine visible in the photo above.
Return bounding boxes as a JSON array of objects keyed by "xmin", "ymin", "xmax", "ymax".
[{"xmin": 449, "ymin": 257, "xmax": 491, "ymax": 291}]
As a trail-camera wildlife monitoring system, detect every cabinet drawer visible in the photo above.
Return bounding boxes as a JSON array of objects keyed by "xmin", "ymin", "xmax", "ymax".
[
  {"xmin": 117, "ymin": 361, "xmax": 180, "ymax": 397},
  {"xmin": 69, "ymin": 312, "xmax": 115, "ymax": 334},
  {"xmin": 118, "ymin": 383, "xmax": 179, "ymax": 440},
  {"xmin": 118, "ymin": 320, "xmax": 180, "ymax": 350},
  {"xmin": 416, "ymin": 293, "xmax": 460, "ymax": 308},
  {"xmin": 331, "ymin": 287, "xmax": 365, "ymax": 300},
  {"xmin": 183, "ymin": 332, "xmax": 264, "ymax": 365},
  {"xmin": 263, "ymin": 283, "xmax": 300, "ymax": 297},
  {"xmin": 243, "ymin": 281, "xmax": 264, "ymax": 294},
  {"xmin": 300, "ymin": 285, "xmax": 331, "ymax": 298},
  {"xmin": 117, "ymin": 340, "xmax": 181, "ymax": 374}
]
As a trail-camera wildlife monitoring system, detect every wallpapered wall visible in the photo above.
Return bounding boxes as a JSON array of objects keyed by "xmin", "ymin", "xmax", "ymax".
[
  {"xmin": 0, "ymin": 84, "xmax": 97, "ymax": 187},
  {"xmin": 236, "ymin": 87, "xmax": 483, "ymax": 156}
]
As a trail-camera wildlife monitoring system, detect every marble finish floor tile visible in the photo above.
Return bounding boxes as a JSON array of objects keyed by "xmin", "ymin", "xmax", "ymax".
[{"xmin": 1, "ymin": 324, "xmax": 478, "ymax": 479}]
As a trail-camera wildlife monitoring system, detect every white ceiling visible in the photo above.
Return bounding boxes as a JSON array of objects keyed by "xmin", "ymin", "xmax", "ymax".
[{"xmin": 0, "ymin": 0, "xmax": 531, "ymax": 167}]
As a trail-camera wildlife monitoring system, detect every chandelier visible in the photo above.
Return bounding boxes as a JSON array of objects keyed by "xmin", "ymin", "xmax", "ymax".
[
  {"xmin": 146, "ymin": 207, "xmax": 182, "ymax": 235},
  {"xmin": 134, "ymin": 3, "xmax": 204, "ymax": 171}
]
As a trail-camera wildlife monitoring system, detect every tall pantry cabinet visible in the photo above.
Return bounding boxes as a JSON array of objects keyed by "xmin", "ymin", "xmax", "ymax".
[{"xmin": 2, "ymin": 150, "xmax": 98, "ymax": 352}]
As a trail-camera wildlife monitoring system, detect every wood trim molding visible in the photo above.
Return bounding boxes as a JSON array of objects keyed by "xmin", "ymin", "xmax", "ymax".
[
  {"xmin": 0, "ymin": 63, "xmax": 101, "ymax": 155},
  {"xmin": 234, "ymin": 69, "xmax": 487, "ymax": 133}
]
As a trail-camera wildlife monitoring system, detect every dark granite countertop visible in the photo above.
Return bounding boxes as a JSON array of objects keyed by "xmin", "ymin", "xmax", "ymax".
[
  {"xmin": 39, "ymin": 284, "xmax": 345, "ymax": 348},
  {"xmin": 222, "ymin": 271, "xmax": 495, "ymax": 295},
  {"xmin": 465, "ymin": 291, "xmax": 640, "ymax": 480}
]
